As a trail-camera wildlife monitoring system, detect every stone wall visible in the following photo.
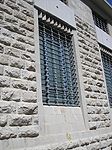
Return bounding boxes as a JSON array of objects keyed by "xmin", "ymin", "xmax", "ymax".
[
  {"xmin": 30, "ymin": 133, "xmax": 112, "ymax": 150},
  {"xmin": 0, "ymin": 0, "xmax": 39, "ymax": 140},
  {"xmin": 0, "ymin": 0, "xmax": 112, "ymax": 149},
  {"xmin": 75, "ymin": 16, "xmax": 111, "ymax": 130}
]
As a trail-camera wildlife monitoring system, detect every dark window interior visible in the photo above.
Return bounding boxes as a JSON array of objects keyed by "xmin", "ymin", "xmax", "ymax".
[
  {"xmin": 93, "ymin": 11, "xmax": 108, "ymax": 33},
  {"xmin": 39, "ymin": 20, "xmax": 79, "ymax": 107}
]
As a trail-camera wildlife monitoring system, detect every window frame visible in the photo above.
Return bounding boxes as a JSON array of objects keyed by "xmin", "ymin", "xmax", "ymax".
[
  {"xmin": 100, "ymin": 45, "xmax": 112, "ymax": 107},
  {"xmin": 38, "ymin": 12, "xmax": 79, "ymax": 107},
  {"xmin": 34, "ymin": 7, "xmax": 90, "ymax": 133}
]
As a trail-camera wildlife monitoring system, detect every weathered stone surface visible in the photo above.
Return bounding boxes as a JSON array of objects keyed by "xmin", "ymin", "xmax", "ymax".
[
  {"xmin": 18, "ymin": 126, "xmax": 39, "ymax": 138},
  {"xmin": 27, "ymin": 16, "xmax": 34, "ymax": 25},
  {"xmin": 0, "ymin": 116, "xmax": 7, "ymax": 127},
  {"xmin": 26, "ymin": 44, "xmax": 34, "ymax": 53},
  {"xmin": 21, "ymin": 7, "xmax": 34, "ymax": 18},
  {"xmin": 26, "ymin": 61, "xmax": 36, "ymax": 72},
  {"xmin": 0, "ymin": 65, "xmax": 4, "ymax": 75},
  {"xmin": 20, "ymin": 22, "xmax": 34, "ymax": 32},
  {"xmin": 18, "ymin": 102, "xmax": 38, "ymax": 115},
  {"xmin": 87, "ymin": 142, "xmax": 100, "ymax": 150},
  {"xmin": 14, "ymin": 10, "xmax": 27, "ymax": 21},
  {"xmin": 21, "ymin": 51, "xmax": 35, "ymax": 62},
  {"xmin": 0, "ymin": 102, "xmax": 16, "ymax": 113},
  {"xmin": 5, "ymin": 24, "xmax": 26, "ymax": 35},
  {"xmin": 5, "ymin": 47, "xmax": 20, "ymax": 58},
  {"xmin": 0, "ymin": 127, "xmax": 17, "ymax": 140},
  {"xmin": 0, "ymin": 76, "xmax": 10, "ymax": 87},
  {"xmin": 2, "ymin": 88, "xmax": 21, "ymax": 102},
  {"xmin": 11, "ymin": 79, "xmax": 28, "ymax": 90},
  {"xmin": 0, "ymin": 44, "xmax": 4, "ymax": 53},
  {"xmin": 21, "ymin": 91, "xmax": 37, "ymax": 103},
  {"xmin": 29, "ymin": 81, "xmax": 37, "ymax": 92},
  {"xmin": 10, "ymin": 57, "xmax": 25, "ymax": 69},
  {"xmin": 9, "ymin": 115, "xmax": 32, "ymax": 126},
  {"xmin": 5, "ymin": 14, "xmax": 18, "ymax": 25},
  {"xmin": 0, "ymin": 36, "xmax": 11, "ymax": 46},
  {"xmin": 4, "ymin": 66, "xmax": 21, "ymax": 78},
  {"xmin": 23, "ymin": 0, "xmax": 33, "ymax": 5},
  {"xmin": 0, "ymin": 3, "xmax": 13, "ymax": 15},
  {"xmin": 12, "ymin": 42, "xmax": 26, "ymax": 51},
  {"xmin": 6, "ymin": 0, "xmax": 20, "ymax": 11},
  {"xmin": 21, "ymin": 70, "xmax": 36, "ymax": 81}
]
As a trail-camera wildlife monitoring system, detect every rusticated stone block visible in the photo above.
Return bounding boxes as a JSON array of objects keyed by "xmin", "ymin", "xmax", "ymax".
[
  {"xmin": 18, "ymin": 102, "xmax": 38, "ymax": 115},
  {"xmin": 21, "ymin": 51, "xmax": 35, "ymax": 62},
  {"xmin": 0, "ymin": 76, "xmax": 10, "ymax": 87},
  {"xmin": 0, "ymin": 54, "xmax": 9, "ymax": 65},
  {"xmin": 27, "ymin": 30, "xmax": 34, "ymax": 39},
  {"xmin": 0, "ymin": 127, "xmax": 17, "ymax": 140},
  {"xmin": 84, "ymin": 85, "xmax": 92, "ymax": 92},
  {"xmin": 10, "ymin": 57, "xmax": 25, "ymax": 69},
  {"xmin": 5, "ymin": 14, "xmax": 18, "ymax": 25},
  {"xmin": 27, "ymin": 16, "xmax": 34, "ymax": 25},
  {"xmin": 12, "ymin": 42, "xmax": 26, "ymax": 51},
  {"xmin": 21, "ymin": 7, "xmax": 34, "ymax": 18},
  {"xmin": 0, "ymin": 116, "xmax": 7, "ymax": 127},
  {"xmin": 11, "ymin": 79, "xmax": 28, "ymax": 90},
  {"xmin": 87, "ymin": 142, "xmax": 100, "ymax": 150},
  {"xmin": 21, "ymin": 70, "xmax": 36, "ymax": 81},
  {"xmin": 21, "ymin": 91, "xmax": 37, "ymax": 103},
  {"xmin": 0, "ymin": 4, "xmax": 13, "ymax": 15},
  {"xmin": 6, "ymin": 0, "xmax": 20, "ymax": 11},
  {"xmin": 2, "ymin": 88, "xmax": 21, "ymax": 102},
  {"xmin": 26, "ymin": 37, "xmax": 34, "ymax": 46},
  {"xmin": 4, "ymin": 66, "xmax": 21, "ymax": 78},
  {"xmin": 20, "ymin": 22, "xmax": 34, "ymax": 32},
  {"xmin": 0, "ymin": 101, "xmax": 16, "ymax": 113},
  {"xmin": 16, "ymin": 35, "xmax": 27, "ymax": 43},
  {"xmin": 32, "ymin": 115, "xmax": 38, "ymax": 125},
  {"xmin": 9, "ymin": 115, "xmax": 32, "ymax": 126},
  {"xmin": 5, "ymin": 24, "xmax": 26, "ymax": 35},
  {"xmin": 102, "ymin": 108, "xmax": 110, "ymax": 114},
  {"xmin": 14, "ymin": 10, "xmax": 27, "ymax": 21},
  {"xmin": 100, "ymin": 140, "xmax": 109, "ymax": 149},
  {"xmin": 18, "ymin": 126, "xmax": 39, "ymax": 138},
  {"xmin": 26, "ymin": 61, "xmax": 36, "ymax": 72},
  {"xmin": 29, "ymin": 81, "xmax": 37, "ymax": 92},
  {"xmin": 26, "ymin": 45, "xmax": 34, "ymax": 53},
  {"xmin": 0, "ymin": 44, "xmax": 4, "ymax": 53},
  {"xmin": 0, "ymin": 36, "xmax": 11, "ymax": 46},
  {"xmin": 89, "ymin": 114, "xmax": 100, "ymax": 122},
  {"xmin": 5, "ymin": 47, "xmax": 20, "ymax": 58}
]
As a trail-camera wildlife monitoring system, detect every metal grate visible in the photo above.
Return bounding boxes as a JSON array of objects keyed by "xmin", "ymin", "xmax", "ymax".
[
  {"xmin": 101, "ymin": 46, "xmax": 112, "ymax": 106},
  {"xmin": 39, "ymin": 20, "xmax": 79, "ymax": 106},
  {"xmin": 93, "ymin": 12, "xmax": 108, "ymax": 33}
]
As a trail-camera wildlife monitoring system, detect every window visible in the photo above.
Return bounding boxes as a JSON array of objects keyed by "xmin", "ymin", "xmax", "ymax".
[
  {"xmin": 38, "ymin": 13, "xmax": 79, "ymax": 107},
  {"xmin": 93, "ymin": 12, "xmax": 108, "ymax": 33},
  {"xmin": 101, "ymin": 45, "xmax": 112, "ymax": 106}
]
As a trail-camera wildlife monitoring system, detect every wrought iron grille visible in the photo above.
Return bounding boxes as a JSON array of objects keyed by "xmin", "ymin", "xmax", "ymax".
[
  {"xmin": 101, "ymin": 46, "xmax": 112, "ymax": 106},
  {"xmin": 93, "ymin": 12, "xmax": 108, "ymax": 33},
  {"xmin": 39, "ymin": 21, "xmax": 79, "ymax": 106}
]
